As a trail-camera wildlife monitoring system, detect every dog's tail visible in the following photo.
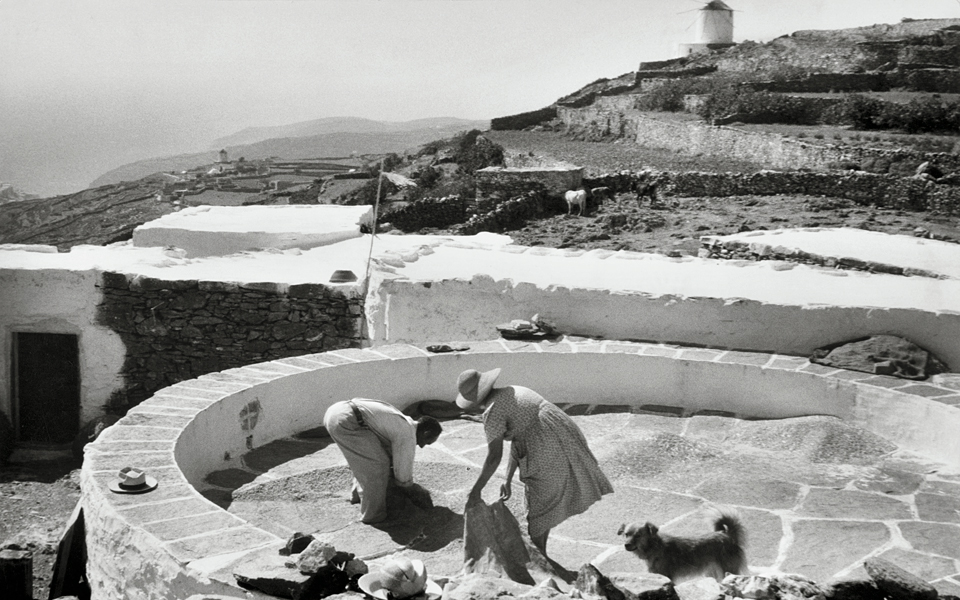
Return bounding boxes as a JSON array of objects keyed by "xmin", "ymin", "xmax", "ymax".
[{"xmin": 708, "ymin": 506, "xmax": 746, "ymax": 548}]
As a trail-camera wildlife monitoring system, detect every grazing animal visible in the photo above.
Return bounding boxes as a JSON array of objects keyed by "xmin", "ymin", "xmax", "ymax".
[
  {"xmin": 590, "ymin": 186, "xmax": 613, "ymax": 207},
  {"xmin": 618, "ymin": 506, "xmax": 747, "ymax": 583},
  {"xmin": 632, "ymin": 174, "xmax": 659, "ymax": 208},
  {"xmin": 564, "ymin": 188, "xmax": 588, "ymax": 216}
]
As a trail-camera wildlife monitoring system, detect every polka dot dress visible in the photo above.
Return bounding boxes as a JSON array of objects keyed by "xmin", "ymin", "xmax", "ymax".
[{"xmin": 483, "ymin": 386, "xmax": 614, "ymax": 538}]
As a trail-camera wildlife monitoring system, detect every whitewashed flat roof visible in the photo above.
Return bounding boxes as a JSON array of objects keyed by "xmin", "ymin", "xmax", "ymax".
[
  {"xmin": 131, "ymin": 204, "xmax": 380, "ymax": 258},
  {"xmin": 0, "ymin": 233, "xmax": 512, "ymax": 285},
  {"xmin": 134, "ymin": 204, "xmax": 374, "ymax": 234},
  {"xmin": 3, "ymin": 220, "xmax": 959, "ymax": 313}
]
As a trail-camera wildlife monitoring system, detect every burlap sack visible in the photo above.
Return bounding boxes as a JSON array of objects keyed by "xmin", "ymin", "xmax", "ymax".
[{"xmin": 462, "ymin": 500, "xmax": 535, "ymax": 585}]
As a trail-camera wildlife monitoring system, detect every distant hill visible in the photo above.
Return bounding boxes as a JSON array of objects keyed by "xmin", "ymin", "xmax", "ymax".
[
  {"xmin": 210, "ymin": 116, "xmax": 488, "ymax": 148},
  {"xmin": 91, "ymin": 118, "xmax": 489, "ymax": 188}
]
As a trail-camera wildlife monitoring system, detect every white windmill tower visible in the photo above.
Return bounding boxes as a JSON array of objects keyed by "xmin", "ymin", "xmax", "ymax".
[{"xmin": 679, "ymin": 1, "xmax": 736, "ymax": 57}]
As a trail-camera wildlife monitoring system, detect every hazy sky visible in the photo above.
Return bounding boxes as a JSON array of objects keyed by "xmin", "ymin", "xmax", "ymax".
[{"xmin": 2, "ymin": 0, "xmax": 958, "ymax": 197}]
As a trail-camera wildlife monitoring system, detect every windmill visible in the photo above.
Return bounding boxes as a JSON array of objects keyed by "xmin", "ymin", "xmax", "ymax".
[{"xmin": 678, "ymin": 0, "xmax": 737, "ymax": 57}]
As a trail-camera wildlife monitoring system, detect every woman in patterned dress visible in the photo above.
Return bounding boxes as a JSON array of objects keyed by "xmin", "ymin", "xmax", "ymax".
[{"xmin": 458, "ymin": 368, "xmax": 614, "ymax": 557}]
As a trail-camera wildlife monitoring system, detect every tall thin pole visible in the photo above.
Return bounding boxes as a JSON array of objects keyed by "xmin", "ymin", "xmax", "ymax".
[{"xmin": 361, "ymin": 158, "xmax": 384, "ymax": 297}]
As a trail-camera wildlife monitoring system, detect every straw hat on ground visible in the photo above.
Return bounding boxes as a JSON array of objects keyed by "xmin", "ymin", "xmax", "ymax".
[
  {"xmin": 358, "ymin": 556, "xmax": 442, "ymax": 599},
  {"xmin": 455, "ymin": 368, "xmax": 501, "ymax": 410}
]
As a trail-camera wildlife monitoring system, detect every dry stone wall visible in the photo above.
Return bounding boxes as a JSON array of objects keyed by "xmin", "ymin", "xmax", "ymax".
[
  {"xmin": 900, "ymin": 44, "xmax": 960, "ymax": 66},
  {"xmin": 559, "ymin": 110, "xmax": 960, "ymax": 175},
  {"xmin": 893, "ymin": 68, "xmax": 960, "ymax": 93},
  {"xmin": 557, "ymin": 96, "xmax": 643, "ymax": 140},
  {"xmin": 748, "ymin": 73, "xmax": 888, "ymax": 93},
  {"xmin": 665, "ymin": 170, "xmax": 960, "ymax": 212},
  {"xmin": 96, "ymin": 272, "xmax": 364, "ymax": 410},
  {"xmin": 475, "ymin": 167, "xmax": 583, "ymax": 210},
  {"xmin": 585, "ymin": 169, "xmax": 960, "ymax": 213},
  {"xmin": 382, "ymin": 195, "xmax": 467, "ymax": 232},
  {"xmin": 454, "ymin": 191, "xmax": 554, "ymax": 235},
  {"xmin": 700, "ymin": 237, "xmax": 946, "ymax": 278}
]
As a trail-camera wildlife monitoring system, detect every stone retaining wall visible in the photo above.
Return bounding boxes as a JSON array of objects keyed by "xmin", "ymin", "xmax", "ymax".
[
  {"xmin": 638, "ymin": 114, "xmax": 960, "ymax": 172},
  {"xmin": 557, "ymin": 97, "xmax": 642, "ymax": 140},
  {"xmin": 900, "ymin": 45, "xmax": 960, "ymax": 66},
  {"xmin": 664, "ymin": 170, "xmax": 960, "ymax": 212},
  {"xmin": 894, "ymin": 68, "xmax": 960, "ymax": 93},
  {"xmin": 95, "ymin": 272, "xmax": 364, "ymax": 411},
  {"xmin": 749, "ymin": 73, "xmax": 889, "ymax": 93},
  {"xmin": 699, "ymin": 237, "xmax": 946, "ymax": 278},
  {"xmin": 557, "ymin": 110, "xmax": 960, "ymax": 175},
  {"xmin": 454, "ymin": 191, "xmax": 555, "ymax": 235},
  {"xmin": 584, "ymin": 169, "xmax": 960, "ymax": 213},
  {"xmin": 382, "ymin": 195, "xmax": 467, "ymax": 232},
  {"xmin": 475, "ymin": 166, "xmax": 583, "ymax": 208}
]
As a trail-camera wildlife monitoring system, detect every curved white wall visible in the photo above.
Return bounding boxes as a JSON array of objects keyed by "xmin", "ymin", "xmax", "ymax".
[{"xmin": 81, "ymin": 341, "xmax": 960, "ymax": 599}]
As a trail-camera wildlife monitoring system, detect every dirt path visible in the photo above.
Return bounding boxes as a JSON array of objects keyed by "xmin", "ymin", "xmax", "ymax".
[{"xmin": 0, "ymin": 459, "xmax": 81, "ymax": 600}]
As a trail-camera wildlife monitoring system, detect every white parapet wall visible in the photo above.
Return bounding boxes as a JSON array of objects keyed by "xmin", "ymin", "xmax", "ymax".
[
  {"xmin": 133, "ymin": 204, "xmax": 375, "ymax": 258},
  {"xmin": 81, "ymin": 341, "xmax": 960, "ymax": 599},
  {"xmin": 365, "ymin": 240, "xmax": 960, "ymax": 369}
]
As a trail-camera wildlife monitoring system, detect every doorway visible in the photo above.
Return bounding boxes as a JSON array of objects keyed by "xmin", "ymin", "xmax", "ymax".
[{"xmin": 13, "ymin": 332, "xmax": 81, "ymax": 444}]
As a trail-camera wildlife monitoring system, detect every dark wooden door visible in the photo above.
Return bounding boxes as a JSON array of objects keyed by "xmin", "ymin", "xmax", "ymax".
[{"xmin": 14, "ymin": 333, "xmax": 80, "ymax": 444}]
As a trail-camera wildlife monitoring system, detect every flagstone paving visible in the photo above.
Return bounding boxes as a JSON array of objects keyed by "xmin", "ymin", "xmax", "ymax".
[{"xmin": 200, "ymin": 407, "xmax": 960, "ymax": 595}]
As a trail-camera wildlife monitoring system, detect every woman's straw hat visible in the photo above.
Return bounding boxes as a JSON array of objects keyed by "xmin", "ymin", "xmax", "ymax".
[
  {"xmin": 107, "ymin": 466, "xmax": 158, "ymax": 494},
  {"xmin": 357, "ymin": 556, "xmax": 442, "ymax": 600},
  {"xmin": 455, "ymin": 368, "xmax": 501, "ymax": 409}
]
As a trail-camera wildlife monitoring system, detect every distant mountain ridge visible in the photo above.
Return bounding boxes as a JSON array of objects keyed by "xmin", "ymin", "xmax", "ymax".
[
  {"xmin": 90, "ymin": 117, "xmax": 489, "ymax": 188},
  {"xmin": 210, "ymin": 116, "xmax": 488, "ymax": 148}
]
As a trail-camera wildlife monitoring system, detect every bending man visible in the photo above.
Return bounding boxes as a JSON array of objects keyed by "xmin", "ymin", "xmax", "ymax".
[{"xmin": 324, "ymin": 398, "xmax": 442, "ymax": 524}]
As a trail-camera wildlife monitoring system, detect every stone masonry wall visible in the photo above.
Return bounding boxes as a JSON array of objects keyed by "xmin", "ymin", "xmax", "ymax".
[
  {"xmin": 891, "ymin": 68, "xmax": 960, "ymax": 93},
  {"xmin": 557, "ymin": 109, "xmax": 960, "ymax": 174},
  {"xmin": 748, "ymin": 73, "xmax": 889, "ymax": 93},
  {"xmin": 665, "ymin": 170, "xmax": 960, "ymax": 212},
  {"xmin": 699, "ymin": 237, "xmax": 947, "ymax": 278},
  {"xmin": 557, "ymin": 96, "xmax": 643, "ymax": 141},
  {"xmin": 900, "ymin": 45, "xmax": 960, "ymax": 66},
  {"xmin": 96, "ymin": 272, "xmax": 364, "ymax": 410},
  {"xmin": 454, "ymin": 191, "xmax": 554, "ymax": 235},
  {"xmin": 592, "ymin": 112, "xmax": 960, "ymax": 173},
  {"xmin": 382, "ymin": 195, "xmax": 467, "ymax": 232},
  {"xmin": 585, "ymin": 169, "xmax": 960, "ymax": 213},
  {"xmin": 475, "ymin": 167, "xmax": 583, "ymax": 211}
]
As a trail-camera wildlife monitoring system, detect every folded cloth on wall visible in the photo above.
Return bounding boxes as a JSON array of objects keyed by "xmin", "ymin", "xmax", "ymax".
[{"xmin": 810, "ymin": 335, "xmax": 948, "ymax": 380}]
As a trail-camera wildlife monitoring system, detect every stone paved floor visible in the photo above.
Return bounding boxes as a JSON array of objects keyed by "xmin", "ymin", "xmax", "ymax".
[{"xmin": 200, "ymin": 406, "xmax": 960, "ymax": 596}]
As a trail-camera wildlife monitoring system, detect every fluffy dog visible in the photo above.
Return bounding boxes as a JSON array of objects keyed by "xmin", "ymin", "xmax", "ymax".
[{"xmin": 618, "ymin": 506, "xmax": 747, "ymax": 583}]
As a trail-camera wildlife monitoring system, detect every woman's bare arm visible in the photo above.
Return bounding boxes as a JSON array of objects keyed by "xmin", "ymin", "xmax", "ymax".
[{"xmin": 468, "ymin": 437, "xmax": 503, "ymax": 505}]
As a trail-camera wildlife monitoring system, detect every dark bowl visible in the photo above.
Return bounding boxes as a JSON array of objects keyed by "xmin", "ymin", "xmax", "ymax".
[{"xmin": 329, "ymin": 269, "xmax": 358, "ymax": 283}]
